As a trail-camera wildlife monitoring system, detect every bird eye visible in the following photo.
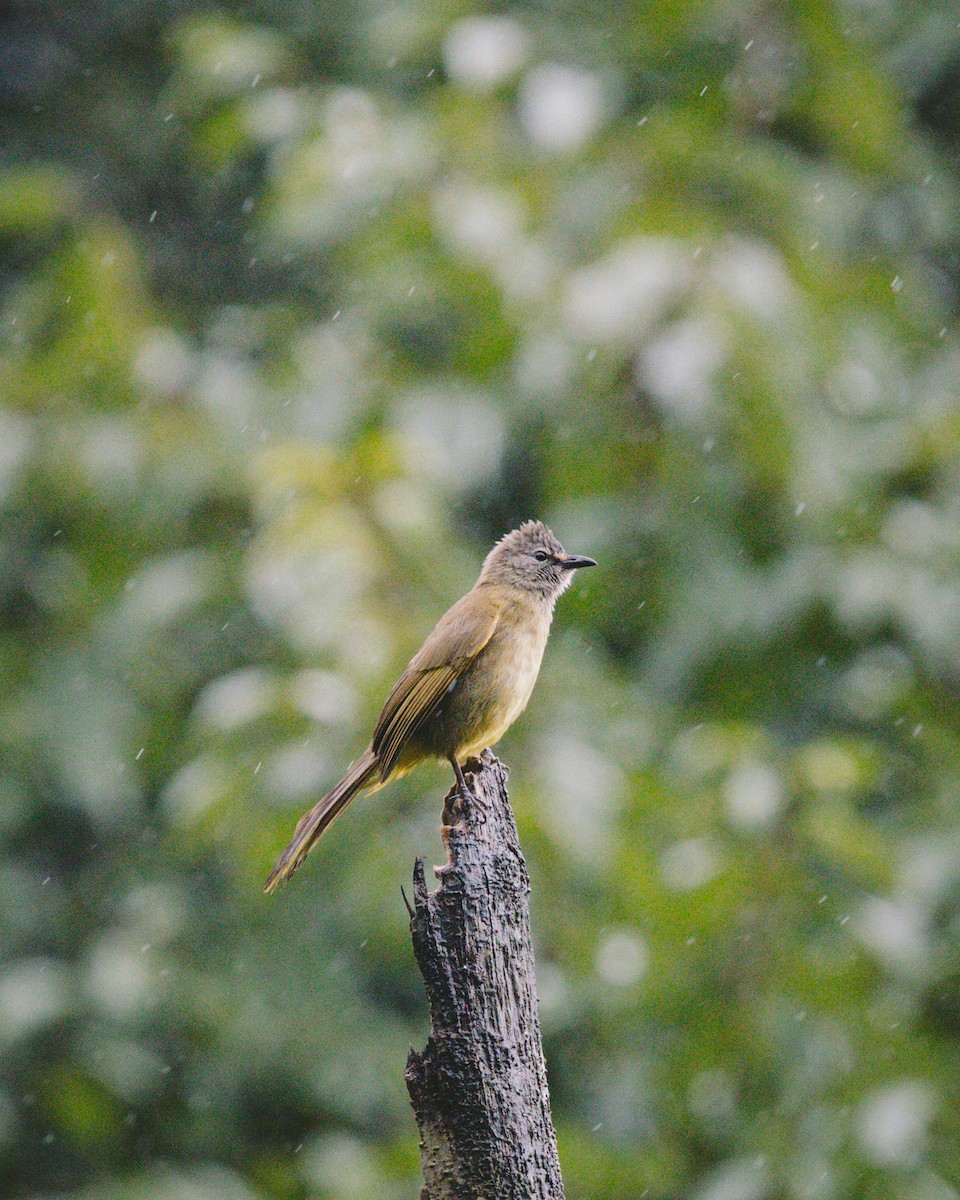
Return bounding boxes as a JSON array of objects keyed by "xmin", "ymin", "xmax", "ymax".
[{"xmin": 533, "ymin": 550, "xmax": 550, "ymax": 561}]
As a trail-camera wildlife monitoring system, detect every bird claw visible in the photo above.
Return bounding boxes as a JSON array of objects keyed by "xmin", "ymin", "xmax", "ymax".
[
  {"xmin": 460, "ymin": 786, "xmax": 488, "ymax": 827},
  {"xmin": 460, "ymin": 757, "xmax": 489, "ymax": 823},
  {"xmin": 444, "ymin": 756, "xmax": 490, "ymax": 828},
  {"xmin": 443, "ymin": 778, "xmax": 487, "ymax": 829}
]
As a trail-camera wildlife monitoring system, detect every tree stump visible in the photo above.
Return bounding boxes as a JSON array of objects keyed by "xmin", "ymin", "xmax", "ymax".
[{"xmin": 405, "ymin": 749, "xmax": 565, "ymax": 1200}]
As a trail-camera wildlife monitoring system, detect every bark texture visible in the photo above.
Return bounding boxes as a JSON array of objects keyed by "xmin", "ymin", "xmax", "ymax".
[{"xmin": 405, "ymin": 749, "xmax": 565, "ymax": 1200}]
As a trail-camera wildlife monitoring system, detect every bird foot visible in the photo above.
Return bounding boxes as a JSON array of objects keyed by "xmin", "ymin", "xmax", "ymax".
[
  {"xmin": 443, "ymin": 760, "xmax": 487, "ymax": 827},
  {"xmin": 461, "ymin": 756, "xmax": 489, "ymax": 823}
]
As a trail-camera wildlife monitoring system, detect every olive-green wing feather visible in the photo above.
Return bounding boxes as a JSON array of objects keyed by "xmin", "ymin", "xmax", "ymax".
[
  {"xmin": 372, "ymin": 589, "xmax": 500, "ymax": 780},
  {"xmin": 372, "ymin": 667, "xmax": 460, "ymax": 778}
]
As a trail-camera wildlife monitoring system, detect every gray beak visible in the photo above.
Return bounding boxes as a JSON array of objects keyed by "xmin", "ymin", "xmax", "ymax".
[{"xmin": 561, "ymin": 555, "xmax": 597, "ymax": 570}]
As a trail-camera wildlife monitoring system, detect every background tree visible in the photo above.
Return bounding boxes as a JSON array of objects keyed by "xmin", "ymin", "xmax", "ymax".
[{"xmin": 2, "ymin": 2, "xmax": 960, "ymax": 1198}]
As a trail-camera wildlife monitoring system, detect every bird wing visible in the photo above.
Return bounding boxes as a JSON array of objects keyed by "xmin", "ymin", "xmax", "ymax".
[{"xmin": 372, "ymin": 588, "xmax": 501, "ymax": 780}]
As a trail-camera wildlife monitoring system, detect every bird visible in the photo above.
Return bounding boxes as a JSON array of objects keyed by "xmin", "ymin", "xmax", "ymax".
[{"xmin": 263, "ymin": 520, "xmax": 596, "ymax": 893}]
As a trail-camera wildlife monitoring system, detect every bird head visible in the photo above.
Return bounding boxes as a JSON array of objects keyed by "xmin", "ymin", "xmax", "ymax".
[{"xmin": 479, "ymin": 520, "xmax": 596, "ymax": 599}]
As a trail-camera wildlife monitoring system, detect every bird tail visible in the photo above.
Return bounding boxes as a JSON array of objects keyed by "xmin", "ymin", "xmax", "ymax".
[{"xmin": 263, "ymin": 748, "xmax": 379, "ymax": 893}]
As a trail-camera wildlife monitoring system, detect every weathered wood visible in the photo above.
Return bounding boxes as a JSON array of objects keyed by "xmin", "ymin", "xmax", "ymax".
[{"xmin": 405, "ymin": 749, "xmax": 565, "ymax": 1200}]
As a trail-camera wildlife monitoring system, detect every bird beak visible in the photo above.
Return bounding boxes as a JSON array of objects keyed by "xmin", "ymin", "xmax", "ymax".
[{"xmin": 561, "ymin": 555, "xmax": 597, "ymax": 570}]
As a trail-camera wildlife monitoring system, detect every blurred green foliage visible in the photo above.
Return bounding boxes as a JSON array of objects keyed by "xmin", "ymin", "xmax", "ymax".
[{"xmin": 3, "ymin": 1, "xmax": 960, "ymax": 1198}]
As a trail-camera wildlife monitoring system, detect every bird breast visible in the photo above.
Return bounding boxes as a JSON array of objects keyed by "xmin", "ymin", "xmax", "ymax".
[{"xmin": 444, "ymin": 600, "xmax": 551, "ymax": 757}]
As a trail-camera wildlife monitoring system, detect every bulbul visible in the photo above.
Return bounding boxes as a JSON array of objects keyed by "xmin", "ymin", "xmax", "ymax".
[{"xmin": 264, "ymin": 520, "xmax": 596, "ymax": 892}]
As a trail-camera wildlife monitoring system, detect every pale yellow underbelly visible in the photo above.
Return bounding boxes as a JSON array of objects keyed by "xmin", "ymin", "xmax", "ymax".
[{"xmin": 445, "ymin": 617, "xmax": 549, "ymax": 759}]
